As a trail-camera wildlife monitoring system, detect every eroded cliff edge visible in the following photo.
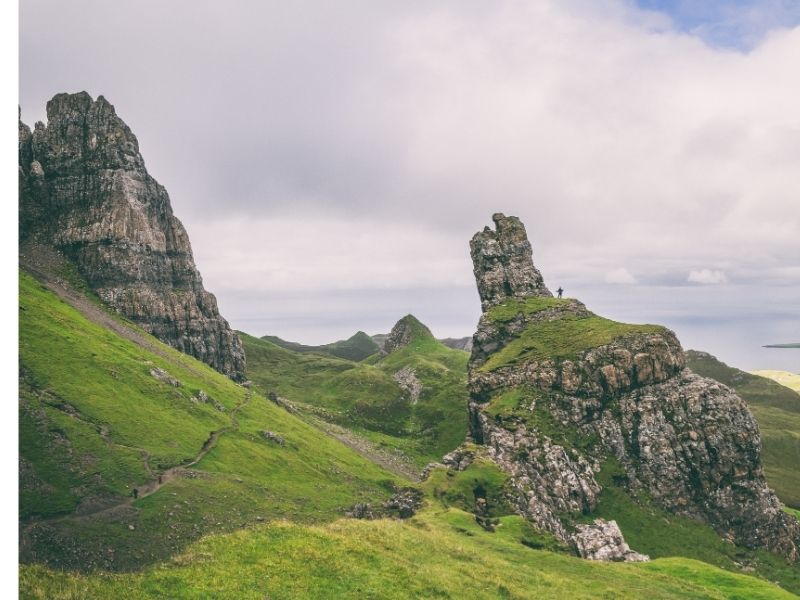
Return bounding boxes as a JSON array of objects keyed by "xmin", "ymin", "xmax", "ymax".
[
  {"xmin": 465, "ymin": 213, "xmax": 799, "ymax": 562},
  {"xmin": 19, "ymin": 92, "xmax": 245, "ymax": 381}
]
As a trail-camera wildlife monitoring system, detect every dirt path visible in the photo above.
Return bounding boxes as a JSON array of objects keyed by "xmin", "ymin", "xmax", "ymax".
[
  {"xmin": 20, "ymin": 384, "xmax": 252, "ymax": 548},
  {"xmin": 129, "ymin": 391, "xmax": 249, "ymax": 502}
]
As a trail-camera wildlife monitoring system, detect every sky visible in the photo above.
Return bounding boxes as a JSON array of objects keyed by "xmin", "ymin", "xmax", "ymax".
[{"xmin": 19, "ymin": 0, "xmax": 800, "ymax": 372}]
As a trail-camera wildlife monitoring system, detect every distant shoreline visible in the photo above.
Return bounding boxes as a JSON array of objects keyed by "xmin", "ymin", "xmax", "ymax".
[{"xmin": 763, "ymin": 343, "xmax": 800, "ymax": 349}]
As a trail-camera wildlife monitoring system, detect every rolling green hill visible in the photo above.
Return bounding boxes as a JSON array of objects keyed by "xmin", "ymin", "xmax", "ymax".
[
  {"xmin": 262, "ymin": 331, "xmax": 380, "ymax": 361},
  {"xmin": 19, "ymin": 269, "xmax": 800, "ymax": 598},
  {"xmin": 20, "ymin": 509, "xmax": 798, "ymax": 600},
  {"xmin": 19, "ymin": 269, "xmax": 400, "ymax": 571},
  {"xmin": 240, "ymin": 316, "xmax": 469, "ymax": 470},
  {"xmin": 686, "ymin": 350, "xmax": 800, "ymax": 509},
  {"xmin": 21, "ymin": 460, "xmax": 800, "ymax": 599}
]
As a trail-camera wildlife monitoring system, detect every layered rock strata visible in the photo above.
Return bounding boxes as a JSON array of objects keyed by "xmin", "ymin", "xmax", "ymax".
[
  {"xmin": 19, "ymin": 92, "xmax": 245, "ymax": 381},
  {"xmin": 465, "ymin": 213, "xmax": 800, "ymax": 562}
]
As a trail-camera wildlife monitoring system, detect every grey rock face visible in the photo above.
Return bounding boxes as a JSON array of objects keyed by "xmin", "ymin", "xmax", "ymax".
[
  {"xmin": 573, "ymin": 520, "xmax": 649, "ymax": 562},
  {"xmin": 392, "ymin": 367, "xmax": 423, "ymax": 404},
  {"xmin": 466, "ymin": 213, "xmax": 800, "ymax": 562},
  {"xmin": 383, "ymin": 488, "xmax": 424, "ymax": 519},
  {"xmin": 470, "ymin": 213, "xmax": 551, "ymax": 311},
  {"xmin": 439, "ymin": 337, "xmax": 474, "ymax": 352},
  {"xmin": 19, "ymin": 92, "xmax": 245, "ymax": 381}
]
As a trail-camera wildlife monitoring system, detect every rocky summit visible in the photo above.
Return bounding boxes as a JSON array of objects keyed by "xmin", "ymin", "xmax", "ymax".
[
  {"xmin": 464, "ymin": 213, "xmax": 800, "ymax": 562},
  {"xmin": 18, "ymin": 92, "xmax": 246, "ymax": 381}
]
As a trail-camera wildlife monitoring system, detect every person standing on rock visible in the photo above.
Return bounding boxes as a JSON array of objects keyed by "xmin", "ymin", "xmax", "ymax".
[{"xmin": 557, "ymin": 287, "xmax": 564, "ymax": 298}]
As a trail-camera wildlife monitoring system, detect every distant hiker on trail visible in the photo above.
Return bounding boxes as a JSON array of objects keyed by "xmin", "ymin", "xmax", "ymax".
[
  {"xmin": 132, "ymin": 488, "xmax": 138, "ymax": 499},
  {"xmin": 557, "ymin": 287, "xmax": 564, "ymax": 298},
  {"xmin": 158, "ymin": 475, "xmax": 163, "ymax": 484}
]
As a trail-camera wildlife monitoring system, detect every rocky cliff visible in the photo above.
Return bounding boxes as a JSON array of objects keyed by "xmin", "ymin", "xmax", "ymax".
[
  {"xmin": 470, "ymin": 213, "xmax": 551, "ymax": 311},
  {"xmin": 464, "ymin": 213, "xmax": 800, "ymax": 562},
  {"xmin": 19, "ymin": 92, "xmax": 246, "ymax": 381}
]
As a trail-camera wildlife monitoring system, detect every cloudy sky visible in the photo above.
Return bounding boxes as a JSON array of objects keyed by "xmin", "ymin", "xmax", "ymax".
[{"xmin": 20, "ymin": 0, "xmax": 800, "ymax": 371}]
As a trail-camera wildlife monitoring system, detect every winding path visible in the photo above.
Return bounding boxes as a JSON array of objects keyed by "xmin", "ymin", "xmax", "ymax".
[
  {"xmin": 19, "ymin": 248, "xmax": 254, "ymax": 550},
  {"xmin": 20, "ymin": 389, "xmax": 251, "ymax": 554}
]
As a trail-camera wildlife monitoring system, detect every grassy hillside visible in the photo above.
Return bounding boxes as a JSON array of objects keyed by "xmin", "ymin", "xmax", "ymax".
[
  {"xmin": 19, "ymin": 270, "xmax": 800, "ymax": 598},
  {"xmin": 19, "ymin": 270, "xmax": 399, "ymax": 571},
  {"xmin": 481, "ymin": 297, "xmax": 665, "ymax": 371},
  {"xmin": 263, "ymin": 331, "xmax": 380, "ymax": 361},
  {"xmin": 20, "ymin": 506, "xmax": 798, "ymax": 599},
  {"xmin": 241, "ymin": 322, "xmax": 469, "ymax": 469},
  {"xmin": 686, "ymin": 351, "xmax": 800, "ymax": 509}
]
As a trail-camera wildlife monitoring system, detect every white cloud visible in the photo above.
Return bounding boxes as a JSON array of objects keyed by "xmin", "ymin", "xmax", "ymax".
[
  {"xmin": 189, "ymin": 216, "xmax": 472, "ymax": 293},
  {"xmin": 604, "ymin": 267, "xmax": 637, "ymax": 284},
  {"xmin": 19, "ymin": 0, "xmax": 800, "ymax": 366},
  {"xmin": 688, "ymin": 269, "xmax": 729, "ymax": 285}
]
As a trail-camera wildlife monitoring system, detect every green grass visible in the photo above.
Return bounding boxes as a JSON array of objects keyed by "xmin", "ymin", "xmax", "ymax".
[
  {"xmin": 481, "ymin": 298, "xmax": 665, "ymax": 372},
  {"xmin": 576, "ymin": 459, "xmax": 800, "ymax": 595},
  {"xmin": 484, "ymin": 387, "xmax": 532, "ymax": 419},
  {"xmin": 422, "ymin": 456, "xmax": 514, "ymax": 517},
  {"xmin": 19, "ymin": 270, "xmax": 399, "ymax": 570},
  {"xmin": 484, "ymin": 296, "xmax": 569, "ymax": 323},
  {"xmin": 749, "ymin": 405, "xmax": 800, "ymax": 508},
  {"xmin": 483, "ymin": 387, "xmax": 598, "ymax": 452},
  {"xmin": 19, "ymin": 507, "xmax": 798, "ymax": 599},
  {"xmin": 262, "ymin": 331, "xmax": 380, "ymax": 361},
  {"xmin": 686, "ymin": 351, "xmax": 800, "ymax": 508},
  {"xmin": 241, "ymin": 325, "xmax": 469, "ymax": 468}
]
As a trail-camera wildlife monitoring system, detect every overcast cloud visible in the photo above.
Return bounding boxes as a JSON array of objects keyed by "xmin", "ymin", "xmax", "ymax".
[{"xmin": 20, "ymin": 0, "xmax": 800, "ymax": 371}]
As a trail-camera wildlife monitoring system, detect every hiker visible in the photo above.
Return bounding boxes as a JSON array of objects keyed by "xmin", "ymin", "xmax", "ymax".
[
  {"xmin": 158, "ymin": 475, "xmax": 163, "ymax": 484},
  {"xmin": 557, "ymin": 287, "xmax": 564, "ymax": 298},
  {"xmin": 132, "ymin": 488, "xmax": 138, "ymax": 499}
]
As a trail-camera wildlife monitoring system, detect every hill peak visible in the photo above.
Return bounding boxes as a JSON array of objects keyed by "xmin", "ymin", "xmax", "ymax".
[
  {"xmin": 348, "ymin": 331, "xmax": 373, "ymax": 342},
  {"xmin": 384, "ymin": 314, "xmax": 433, "ymax": 353}
]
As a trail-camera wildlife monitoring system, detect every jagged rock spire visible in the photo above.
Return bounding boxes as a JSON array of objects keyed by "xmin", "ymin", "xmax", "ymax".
[
  {"xmin": 19, "ymin": 92, "xmax": 246, "ymax": 381},
  {"xmin": 469, "ymin": 213, "xmax": 551, "ymax": 311}
]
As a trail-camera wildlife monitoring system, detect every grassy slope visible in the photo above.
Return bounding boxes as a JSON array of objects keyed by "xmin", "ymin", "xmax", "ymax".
[
  {"xmin": 686, "ymin": 351, "xmax": 800, "ymax": 509},
  {"xmin": 240, "ymin": 328, "xmax": 469, "ymax": 468},
  {"xmin": 19, "ymin": 270, "xmax": 398, "ymax": 570},
  {"xmin": 20, "ymin": 506, "xmax": 797, "ymax": 600},
  {"xmin": 20, "ymin": 271, "xmax": 800, "ymax": 598},
  {"xmin": 481, "ymin": 297, "xmax": 665, "ymax": 371}
]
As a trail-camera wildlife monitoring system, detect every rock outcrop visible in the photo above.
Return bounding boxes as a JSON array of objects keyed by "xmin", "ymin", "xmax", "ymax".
[
  {"xmin": 470, "ymin": 213, "xmax": 551, "ymax": 311},
  {"xmin": 392, "ymin": 367, "xmax": 423, "ymax": 404},
  {"xmin": 19, "ymin": 92, "xmax": 245, "ymax": 381},
  {"xmin": 573, "ymin": 520, "xmax": 649, "ymax": 562},
  {"xmin": 383, "ymin": 314, "xmax": 433, "ymax": 353},
  {"xmin": 439, "ymin": 337, "xmax": 474, "ymax": 352},
  {"xmin": 465, "ymin": 213, "xmax": 800, "ymax": 562}
]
